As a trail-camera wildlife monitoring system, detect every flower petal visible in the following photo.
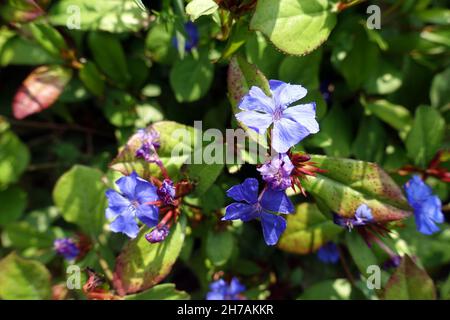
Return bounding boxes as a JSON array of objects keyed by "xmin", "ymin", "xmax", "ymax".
[
  {"xmin": 136, "ymin": 204, "xmax": 159, "ymax": 228},
  {"xmin": 229, "ymin": 278, "xmax": 246, "ymax": 295},
  {"xmin": 282, "ymin": 103, "xmax": 319, "ymax": 134},
  {"xmin": 260, "ymin": 188, "xmax": 294, "ymax": 214},
  {"xmin": 106, "ymin": 189, "xmax": 130, "ymax": 209},
  {"xmin": 134, "ymin": 178, "xmax": 159, "ymax": 204},
  {"xmin": 272, "ymin": 117, "xmax": 311, "ymax": 153},
  {"xmin": 269, "ymin": 80, "xmax": 307, "ymax": 108},
  {"xmin": 115, "ymin": 171, "xmax": 139, "ymax": 200},
  {"xmin": 235, "ymin": 110, "xmax": 273, "ymax": 135},
  {"xmin": 226, "ymin": 178, "xmax": 259, "ymax": 204},
  {"xmin": 223, "ymin": 203, "xmax": 258, "ymax": 221},
  {"xmin": 260, "ymin": 211, "xmax": 286, "ymax": 246},
  {"xmin": 404, "ymin": 175, "xmax": 433, "ymax": 206},
  {"xmin": 109, "ymin": 212, "xmax": 140, "ymax": 238},
  {"xmin": 238, "ymin": 86, "xmax": 275, "ymax": 113}
]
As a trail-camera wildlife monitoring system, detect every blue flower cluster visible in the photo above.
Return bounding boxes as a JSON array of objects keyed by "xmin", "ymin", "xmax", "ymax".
[
  {"xmin": 54, "ymin": 238, "xmax": 79, "ymax": 261},
  {"xmin": 404, "ymin": 175, "xmax": 444, "ymax": 235},
  {"xmin": 224, "ymin": 80, "xmax": 320, "ymax": 246},
  {"xmin": 206, "ymin": 277, "xmax": 246, "ymax": 300}
]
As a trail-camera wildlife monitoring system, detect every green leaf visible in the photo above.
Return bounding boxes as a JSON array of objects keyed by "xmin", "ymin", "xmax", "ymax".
[
  {"xmin": 228, "ymin": 55, "xmax": 270, "ymax": 109},
  {"xmin": 2, "ymin": 222, "xmax": 60, "ymax": 249},
  {"xmin": 145, "ymin": 21, "xmax": 177, "ymax": 64},
  {"xmin": 79, "ymin": 61, "xmax": 105, "ymax": 96},
  {"xmin": 0, "ymin": 252, "xmax": 51, "ymax": 300},
  {"xmin": 25, "ymin": 22, "xmax": 68, "ymax": 58},
  {"xmin": 206, "ymin": 230, "xmax": 234, "ymax": 266},
  {"xmin": 352, "ymin": 116, "xmax": 386, "ymax": 163},
  {"xmin": 186, "ymin": 0, "xmax": 218, "ymax": 21},
  {"xmin": 52, "ymin": 165, "xmax": 107, "ymax": 236},
  {"xmin": 87, "ymin": 32, "xmax": 130, "ymax": 85},
  {"xmin": 301, "ymin": 155, "xmax": 411, "ymax": 223},
  {"xmin": 250, "ymin": 0, "xmax": 337, "ymax": 56},
  {"xmin": 398, "ymin": 219, "xmax": 450, "ymax": 269},
  {"xmin": 125, "ymin": 283, "xmax": 190, "ymax": 300},
  {"xmin": 220, "ymin": 19, "xmax": 252, "ymax": 61},
  {"xmin": 416, "ymin": 8, "xmax": 450, "ymax": 25},
  {"xmin": 134, "ymin": 0, "xmax": 147, "ymax": 11},
  {"xmin": 278, "ymin": 49, "xmax": 322, "ymax": 89},
  {"xmin": 331, "ymin": 26, "xmax": 379, "ymax": 90},
  {"xmin": 110, "ymin": 121, "xmax": 197, "ymax": 180},
  {"xmin": 103, "ymin": 89, "xmax": 138, "ymax": 127},
  {"xmin": 0, "ymin": 130, "xmax": 30, "ymax": 188},
  {"xmin": 406, "ymin": 105, "xmax": 445, "ymax": 167},
  {"xmin": 245, "ymin": 32, "xmax": 284, "ymax": 79},
  {"xmin": 299, "ymin": 279, "xmax": 353, "ymax": 300},
  {"xmin": 0, "ymin": 185, "xmax": 27, "ymax": 226},
  {"xmin": 0, "ymin": 35, "xmax": 62, "ymax": 67},
  {"xmin": 345, "ymin": 231, "xmax": 389, "ymax": 283},
  {"xmin": 361, "ymin": 98, "xmax": 413, "ymax": 136},
  {"xmin": 185, "ymin": 163, "xmax": 224, "ymax": 195},
  {"xmin": 113, "ymin": 216, "xmax": 186, "ymax": 295},
  {"xmin": 430, "ymin": 67, "xmax": 450, "ymax": 110},
  {"xmin": 364, "ymin": 60, "xmax": 402, "ymax": 95},
  {"xmin": 278, "ymin": 203, "xmax": 342, "ymax": 255},
  {"xmin": 440, "ymin": 273, "xmax": 450, "ymax": 300},
  {"xmin": 309, "ymin": 105, "xmax": 352, "ymax": 157},
  {"xmin": 170, "ymin": 52, "xmax": 214, "ymax": 102},
  {"xmin": 49, "ymin": 0, "xmax": 149, "ymax": 33},
  {"xmin": 383, "ymin": 255, "xmax": 436, "ymax": 300}
]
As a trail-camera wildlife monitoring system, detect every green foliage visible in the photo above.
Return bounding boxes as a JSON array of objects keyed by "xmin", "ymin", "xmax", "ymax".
[
  {"xmin": 114, "ymin": 216, "xmax": 186, "ymax": 295},
  {"xmin": 53, "ymin": 165, "xmax": 107, "ymax": 236},
  {"xmin": 406, "ymin": 105, "xmax": 445, "ymax": 167},
  {"xmin": 278, "ymin": 203, "xmax": 342, "ymax": 254},
  {"xmin": 301, "ymin": 155, "xmax": 412, "ymax": 222},
  {"xmin": 383, "ymin": 256, "xmax": 436, "ymax": 300},
  {"xmin": 0, "ymin": 0, "xmax": 448, "ymax": 301},
  {"xmin": 0, "ymin": 252, "xmax": 51, "ymax": 300},
  {"xmin": 251, "ymin": 0, "xmax": 337, "ymax": 56}
]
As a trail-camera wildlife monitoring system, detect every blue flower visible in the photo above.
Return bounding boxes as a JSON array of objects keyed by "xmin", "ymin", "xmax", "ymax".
[
  {"xmin": 157, "ymin": 179, "xmax": 176, "ymax": 205},
  {"xmin": 223, "ymin": 178, "xmax": 294, "ymax": 245},
  {"xmin": 145, "ymin": 225, "xmax": 170, "ymax": 243},
  {"xmin": 54, "ymin": 238, "xmax": 79, "ymax": 261},
  {"xmin": 404, "ymin": 175, "xmax": 444, "ymax": 235},
  {"xmin": 235, "ymin": 80, "xmax": 319, "ymax": 153},
  {"xmin": 206, "ymin": 277, "xmax": 246, "ymax": 300},
  {"xmin": 334, "ymin": 204, "xmax": 374, "ymax": 231},
  {"xmin": 105, "ymin": 172, "xmax": 159, "ymax": 238},
  {"xmin": 172, "ymin": 21, "xmax": 199, "ymax": 52},
  {"xmin": 257, "ymin": 153, "xmax": 294, "ymax": 191},
  {"xmin": 317, "ymin": 242, "xmax": 339, "ymax": 264}
]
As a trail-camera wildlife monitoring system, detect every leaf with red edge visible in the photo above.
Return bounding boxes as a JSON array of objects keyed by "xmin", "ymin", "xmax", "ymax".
[
  {"xmin": 12, "ymin": 65, "xmax": 72, "ymax": 120},
  {"xmin": 113, "ymin": 216, "xmax": 186, "ymax": 295},
  {"xmin": 383, "ymin": 255, "xmax": 436, "ymax": 300},
  {"xmin": 300, "ymin": 155, "xmax": 412, "ymax": 223},
  {"xmin": 0, "ymin": 0, "xmax": 49, "ymax": 23}
]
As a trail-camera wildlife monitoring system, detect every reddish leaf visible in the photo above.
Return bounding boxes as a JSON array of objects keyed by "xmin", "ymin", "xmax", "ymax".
[
  {"xmin": 0, "ymin": 0, "xmax": 49, "ymax": 23},
  {"xmin": 12, "ymin": 66, "xmax": 72, "ymax": 120}
]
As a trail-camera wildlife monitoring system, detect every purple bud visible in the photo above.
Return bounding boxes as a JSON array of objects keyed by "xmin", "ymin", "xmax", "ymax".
[
  {"xmin": 383, "ymin": 255, "xmax": 402, "ymax": 269},
  {"xmin": 145, "ymin": 226, "xmax": 170, "ymax": 243},
  {"xmin": 135, "ymin": 128, "xmax": 160, "ymax": 162},
  {"xmin": 54, "ymin": 238, "xmax": 79, "ymax": 261},
  {"xmin": 157, "ymin": 179, "xmax": 176, "ymax": 205},
  {"xmin": 257, "ymin": 153, "xmax": 294, "ymax": 191}
]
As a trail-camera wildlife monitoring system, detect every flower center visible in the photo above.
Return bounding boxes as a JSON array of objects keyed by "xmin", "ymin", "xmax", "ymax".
[{"xmin": 273, "ymin": 107, "xmax": 283, "ymax": 121}]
